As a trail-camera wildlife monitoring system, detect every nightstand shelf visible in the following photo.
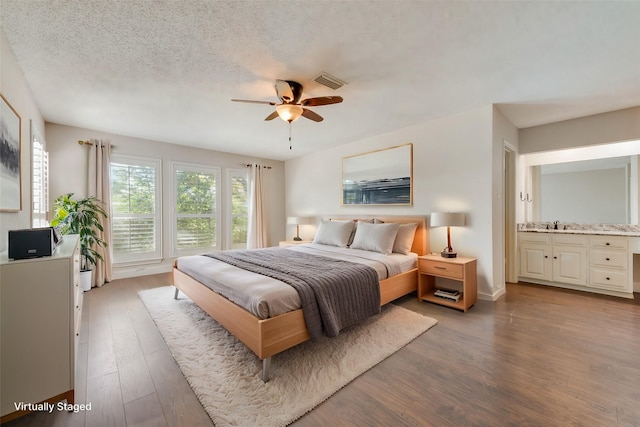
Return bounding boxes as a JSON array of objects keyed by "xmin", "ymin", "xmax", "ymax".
[{"xmin": 418, "ymin": 255, "xmax": 477, "ymax": 312}]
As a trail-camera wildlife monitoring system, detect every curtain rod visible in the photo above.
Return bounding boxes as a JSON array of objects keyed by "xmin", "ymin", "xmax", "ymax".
[
  {"xmin": 245, "ymin": 163, "xmax": 272, "ymax": 169},
  {"xmin": 78, "ymin": 140, "xmax": 115, "ymax": 148}
]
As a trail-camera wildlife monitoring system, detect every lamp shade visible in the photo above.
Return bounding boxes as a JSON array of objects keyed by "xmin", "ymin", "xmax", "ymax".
[
  {"xmin": 430, "ymin": 212, "xmax": 466, "ymax": 228},
  {"xmin": 287, "ymin": 216, "xmax": 300, "ymax": 225},
  {"xmin": 287, "ymin": 217, "xmax": 310, "ymax": 225}
]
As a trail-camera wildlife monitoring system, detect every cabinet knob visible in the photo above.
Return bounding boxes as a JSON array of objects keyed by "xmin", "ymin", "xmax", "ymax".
[
  {"xmin": 606, "ymin": 242, "xmax": 610, "ymax": 246},
  {"xmin": 606, "ymin": 258, "xmax": 610, "ymax": 261},
  {"xmin": 553, "ymin": 256, "xmax": 557, "ymax": 259},
  {"xmin": 544, "ymin": 256, "xmax": 548, "ymax": 259},
  {"xmin": 606, "ymin": 277, "xmax": 610, "ymax": 280}
]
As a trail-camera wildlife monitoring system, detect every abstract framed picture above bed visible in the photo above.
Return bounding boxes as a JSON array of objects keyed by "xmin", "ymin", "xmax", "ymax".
[
  {"xmin": 0, "ymin": 93, "xmax": 22, "ymax": 212},
  {"xmin": 342, "ymin": 142, "xmax": 413, "ymax": 205}
]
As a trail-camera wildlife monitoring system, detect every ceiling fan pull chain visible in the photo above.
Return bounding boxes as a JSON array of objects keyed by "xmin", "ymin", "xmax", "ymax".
[{"xmin": 289, "ymin": 121, "xmax": 293, "ymax": 150}]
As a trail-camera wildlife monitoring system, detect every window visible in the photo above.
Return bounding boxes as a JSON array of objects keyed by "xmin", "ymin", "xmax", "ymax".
[
  {"xmin": 31, "ymin": 125, "xmax": 49, "ymax": 228},
  {"xmin": 110, "ymin": 155, "xmax": 162, "ymax": 263},
  {"xmin": 172, "ymin": 162, "xmax": 220, "ymax": 255},
  {"xmin": 228, "ymin": 169, "xmax": 248, "ymax": 249}
]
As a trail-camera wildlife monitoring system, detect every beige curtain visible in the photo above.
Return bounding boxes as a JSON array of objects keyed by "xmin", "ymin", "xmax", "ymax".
[
  {"xmin": 247, "ymin": 164, "xmax": 268, "ymax": 249},
  {"xmin": 88, "ymin": 139, "xmax": 112, "ymax": 287}
]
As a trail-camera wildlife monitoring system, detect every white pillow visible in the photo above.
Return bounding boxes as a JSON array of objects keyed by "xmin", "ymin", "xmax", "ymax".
[
  {"xmin": 329, "ymin": 218, "xmax": 375, "ymax": 246},
  {"xmin": 350, "ymin": 222, "xmax": 401, "ymax": 255},
  {"xmin": 393, "ymin": 223, "xmax": 418, "ymax": 254},
  {"xmin": 351, "ymin": 219, "xmax": 374, "ymax": 245},
  {"xmin": 312, "ymin": 220, "xmax": 355, "ymax": 247}
]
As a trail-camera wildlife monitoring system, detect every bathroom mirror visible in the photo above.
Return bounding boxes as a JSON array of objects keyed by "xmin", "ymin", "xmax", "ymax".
[{"xmin": 535, "ymin": 156, "xmax": 633, "ymax": 224}]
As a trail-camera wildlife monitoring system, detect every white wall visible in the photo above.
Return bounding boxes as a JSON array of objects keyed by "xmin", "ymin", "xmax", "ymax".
[
  {"xmin": 0, "ymin": 30, "xmax": 46, "ymax": 252},
  {"xmin": 46, "ymin": 123, "xmax": 286, "ymax": 278},
  {"xmin": 519, "ymin": 107, "xmax": 640, "ymax": 154},
  {"xmin": 285, "ymin": 105, "xmax": 510, "ymax": 299}
]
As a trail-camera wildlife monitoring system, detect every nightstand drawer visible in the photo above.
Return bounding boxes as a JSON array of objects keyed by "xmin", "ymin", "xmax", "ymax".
[{"xmin": 419, "ymin": 259, "xmax": 464, "ymax": 279}]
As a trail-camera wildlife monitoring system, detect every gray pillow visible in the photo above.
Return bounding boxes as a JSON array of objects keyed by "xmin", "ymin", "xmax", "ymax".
[{"xmin": 393, "ymin": 223, "xmax": 418, "ymax": 254}]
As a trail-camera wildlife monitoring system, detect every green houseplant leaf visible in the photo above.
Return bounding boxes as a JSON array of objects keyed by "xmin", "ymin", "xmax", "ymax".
[{"xmin": 51, "ymin": 193, "xmax": 108, "ymax": 271}]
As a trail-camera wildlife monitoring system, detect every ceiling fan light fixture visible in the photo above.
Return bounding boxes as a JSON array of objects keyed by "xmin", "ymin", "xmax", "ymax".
[{"xmin": 276, "ymin": 104, "xmax": 304, "ymax": 122}]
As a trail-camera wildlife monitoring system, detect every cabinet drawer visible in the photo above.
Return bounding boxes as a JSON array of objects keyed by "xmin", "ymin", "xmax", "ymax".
[
  {"xmin": 420, "ymin": 259, "xmax": 463, "ymax": 279},
  {"xmin": 590, "ymin": 236, "xmax": 628, "ymax": 250},
  {"xmin": 590, "ymin": 249, "xmax": 627, "ymax": 269},
  {"xmin": 518, "ymin": 232, "xmax": 551, "ymax": 244},
  {"xmin": 552, "ymin": 234, "xmax": 587, "ymax": 246},
  {"xmin": 589, "ymin": 268, "xmax": 629, "ymax": 291}
]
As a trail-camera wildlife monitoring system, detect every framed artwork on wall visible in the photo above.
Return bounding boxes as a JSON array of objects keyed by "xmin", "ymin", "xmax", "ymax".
[
  {"xmin": 342, "ymin": 143, "xmax": 413, "ymax": 206},
  {"xmin": 0, "ymin": 93, "xmax": 22, "ymax": 212}
]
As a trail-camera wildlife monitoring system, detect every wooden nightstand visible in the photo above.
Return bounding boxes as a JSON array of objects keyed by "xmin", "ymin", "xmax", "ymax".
[
  {"xmin": 279, "ymin": 240, "xmax": 312, "ymax": 248},
  {"xmin": 418, "ymin": 254, "xmax": 477, "ymax": 312}
]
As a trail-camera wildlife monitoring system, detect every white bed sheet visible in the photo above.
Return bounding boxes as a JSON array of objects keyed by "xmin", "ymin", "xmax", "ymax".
[{"xmin": 175, "ymin": 243, "xmax": 417, "ymax": 319}]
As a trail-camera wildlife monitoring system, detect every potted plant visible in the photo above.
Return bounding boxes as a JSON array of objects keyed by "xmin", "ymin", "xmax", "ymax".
[{"xmin": 51, "ymin": 193, "xmax": 108, "ymax": 291}]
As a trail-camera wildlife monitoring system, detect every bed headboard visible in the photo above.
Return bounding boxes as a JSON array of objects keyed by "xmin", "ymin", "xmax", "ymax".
[{"xmin": 326, "ymin": 216, "xmax": 429, "ymax": 256}]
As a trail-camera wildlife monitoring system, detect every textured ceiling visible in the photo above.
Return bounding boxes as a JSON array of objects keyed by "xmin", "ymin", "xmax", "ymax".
[{"xmin": 1, "ymin": 1, "xmax": 639, "ymax": 161}]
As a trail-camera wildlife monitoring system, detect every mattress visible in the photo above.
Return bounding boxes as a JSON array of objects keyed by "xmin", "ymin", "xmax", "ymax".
[{"xmin": 175, "ymin": 243, "xmax": 417, "ymax": 319}]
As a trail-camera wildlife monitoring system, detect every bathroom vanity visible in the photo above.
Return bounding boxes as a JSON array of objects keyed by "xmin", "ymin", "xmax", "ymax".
[{"xmin": 518, "ymin": 227, "xmax": 640, "ymax": 298}]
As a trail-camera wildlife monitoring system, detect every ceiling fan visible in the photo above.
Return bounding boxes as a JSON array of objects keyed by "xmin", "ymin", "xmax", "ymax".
[{"xmin": 231, "ymin": 79, "xmax": 343, "ymax": 123}]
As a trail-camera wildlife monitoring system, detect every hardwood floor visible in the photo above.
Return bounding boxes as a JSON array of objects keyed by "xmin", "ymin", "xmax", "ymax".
[{"xmin": 5, "ymin": 275, "xmax": 640, "ymax": 426}]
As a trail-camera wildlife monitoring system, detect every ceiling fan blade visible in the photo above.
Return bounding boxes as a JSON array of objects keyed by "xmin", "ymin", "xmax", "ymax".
[
  {"xmin": 301, "ymin": 96, "xmax": 343, "ymax": 107},
  {"xmin": 231, "ymin": 99, "xmax": 276, "ymax": 105},
  {"xmin": 301, "ymin": 108, "xmax": 324, "ymax": 122},
  {"xmin": 264, "ymin": 111, "xmax": 279, "ymax": 121}
]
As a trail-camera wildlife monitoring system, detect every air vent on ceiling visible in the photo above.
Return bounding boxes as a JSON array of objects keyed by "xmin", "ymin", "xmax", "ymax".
[{"xmin": 313, "ymin": 72, "xmax": 346, "ymax": 90}]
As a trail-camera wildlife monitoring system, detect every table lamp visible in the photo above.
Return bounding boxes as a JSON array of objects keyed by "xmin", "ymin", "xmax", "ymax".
[
  {"xmin": 430, "ymin": 212, "xmax": 466, "ymax": 258},
  {"xmin": 287, "ymin": 217, "xmax": 309, "ymax": 241}
]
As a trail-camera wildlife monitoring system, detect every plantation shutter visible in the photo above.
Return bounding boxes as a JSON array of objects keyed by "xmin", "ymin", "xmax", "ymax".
[
  {"xmin": 172, "ymin": 162, "xmax": 220, "ymax": 255},
  {"xmin": 110, "ymin": 156, "xmax": 162, "ymax": 262}
]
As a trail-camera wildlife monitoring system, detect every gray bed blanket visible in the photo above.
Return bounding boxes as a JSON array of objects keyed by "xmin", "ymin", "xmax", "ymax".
[{"xmin": 204, "ymin": 248, "xmax": 381, "ymax": 340}]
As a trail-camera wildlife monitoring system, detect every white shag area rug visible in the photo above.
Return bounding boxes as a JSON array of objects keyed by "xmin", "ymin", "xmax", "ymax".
[{"xmin": 139, "ymin": 286, "xmax": 437, "ymax": 427}]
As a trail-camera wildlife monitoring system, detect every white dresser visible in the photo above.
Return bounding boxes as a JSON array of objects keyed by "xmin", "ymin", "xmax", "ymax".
[{"xmin": 0, "ymin": 235, "xmax": 81, "ymax": 422}]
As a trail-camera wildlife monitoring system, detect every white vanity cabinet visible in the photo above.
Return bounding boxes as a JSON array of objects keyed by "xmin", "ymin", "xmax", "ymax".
[
  {"xmin": 519, "ymin": 233, "xmax": 552, "ymax": 281},
  {"xmin": 550, "ymin": 234, "xmax": 588, "ymax": 286},
  {"xmin": 588, "ymin": 236, "xmax": 629, "ymax": 292},
  {"xmin": 519, "ymin": 231, "xmax": 635, "ymax": 298},
  {"xmin": 519, "ymin": 233, "xmax": 588, "ymax": 286},
  {"xmin": 0, "ymin": 235, "xmax": 81, "ymax": 422}
]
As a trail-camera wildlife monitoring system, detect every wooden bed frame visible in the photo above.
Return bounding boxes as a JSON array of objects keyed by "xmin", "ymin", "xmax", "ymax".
[{"xmin": 172, "ymin": 216, "xmax": 429, "ymax": 381}]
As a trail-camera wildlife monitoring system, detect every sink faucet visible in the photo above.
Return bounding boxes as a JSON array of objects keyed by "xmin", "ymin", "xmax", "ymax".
[{"xmin": 553, "ymin": 221, "xmax": 559, "ymax": 230}]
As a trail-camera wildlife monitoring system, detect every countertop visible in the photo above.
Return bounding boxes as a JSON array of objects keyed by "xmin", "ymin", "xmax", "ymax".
[{"xmin": 519, "ymin": 229, "xmax": 640, "ymax": 237}]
